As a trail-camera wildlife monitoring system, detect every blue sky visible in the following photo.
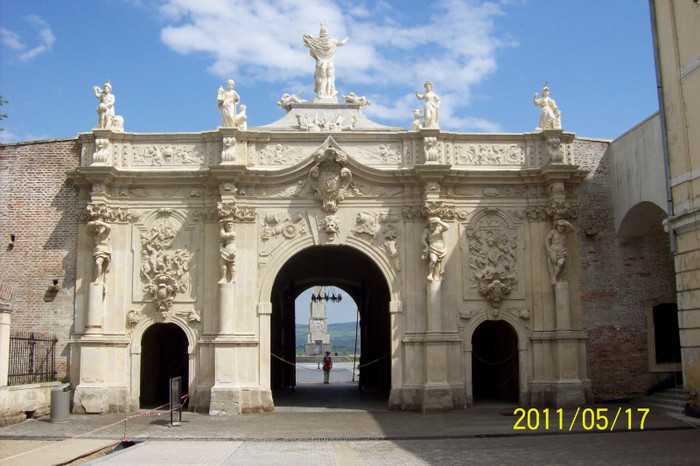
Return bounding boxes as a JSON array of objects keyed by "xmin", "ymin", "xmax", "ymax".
[{"xmin": 2, "ymin": 0, "xmax": 657, "ymax": 144}]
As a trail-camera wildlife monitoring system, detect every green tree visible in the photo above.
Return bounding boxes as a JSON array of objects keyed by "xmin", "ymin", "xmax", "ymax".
[{"xmin": 0, "ymin": 95, "xmax": 8, "ymax": 132}]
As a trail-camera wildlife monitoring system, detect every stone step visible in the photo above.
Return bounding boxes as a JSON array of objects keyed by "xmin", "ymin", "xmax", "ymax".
[{"xmin": 633, "ymin": 388, "xmax": 689, "ymax": 415}]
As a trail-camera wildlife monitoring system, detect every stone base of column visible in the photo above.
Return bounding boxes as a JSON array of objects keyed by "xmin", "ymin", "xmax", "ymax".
[
  {"xmin": 73, "ymin": 385, "xmax": 129, "ymax": 414},
  {"xmin": 422, "ymin": 384, "xmax": 454, "ymax": 413},
  {"xmin": 209, "ymin": 386, "xmax": 273, "ymax": 415},
  {"xmin": 529, "ymin": 380, "xmax": 592, "ymax": 408}
]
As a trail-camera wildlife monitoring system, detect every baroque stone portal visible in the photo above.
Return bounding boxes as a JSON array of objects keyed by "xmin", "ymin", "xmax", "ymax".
[{"xmin": 70, "ymin": 25, "xmax": 592, "ymax": 416}]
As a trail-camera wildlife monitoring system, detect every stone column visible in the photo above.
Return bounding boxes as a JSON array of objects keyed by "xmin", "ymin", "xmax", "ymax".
[
  {"xmin": 0, "ymin": 308, "xmax": 11, "ymax": 386},
  {"xmin": 85, "ymin": 283, "xmax": 104, "ymax": 334},
  {"xmin": 219, "ymin": 283, "xmax": 235, "ymax": 335},
  {"xmin": 0, "ymin": 285, "xmax": 14, "ymax": 387}
]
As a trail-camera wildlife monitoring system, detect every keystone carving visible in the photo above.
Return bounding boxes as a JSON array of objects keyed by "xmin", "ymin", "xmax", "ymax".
[{"xmin": 309, "ymin": 139, "xmax": 352, "ymax": 213}]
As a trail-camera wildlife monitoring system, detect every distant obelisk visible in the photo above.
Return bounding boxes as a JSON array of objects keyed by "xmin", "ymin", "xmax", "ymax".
[{"xmin": 304, "ymin": 286, "xmax": 332, "ymax": 356}]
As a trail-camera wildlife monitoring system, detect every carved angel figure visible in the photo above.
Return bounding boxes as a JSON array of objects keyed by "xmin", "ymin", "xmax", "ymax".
[{"xmin": 277, "ymin": 92, "xmax": 306, "ymax": 112}]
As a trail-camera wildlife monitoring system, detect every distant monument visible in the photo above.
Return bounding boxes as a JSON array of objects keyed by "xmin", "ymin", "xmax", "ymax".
[{"xmin": 304, "ymin": 286, "xmax": 332, "ymax": 356}]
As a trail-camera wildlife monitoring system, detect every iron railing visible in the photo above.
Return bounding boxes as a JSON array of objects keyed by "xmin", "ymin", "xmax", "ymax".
[{"xmin": 8, "ymin": 332, "xmax": 57, "ymax": 385}]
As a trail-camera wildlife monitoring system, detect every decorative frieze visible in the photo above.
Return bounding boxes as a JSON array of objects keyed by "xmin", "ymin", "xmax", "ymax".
[
  {"xmin": 350, "ymin": 144, "xmax": 401, "ymax": 164},
  {"xmin": 258, "ymin": 144, "xmax": 306, "ymax": 165},
  {"xmin": 454, "ymin": 143, "xmax": 525, "ymax": 166},
  {"xmin": 132, "ymin": 144, "xmax": 203, "ymax": 166},
  {"xmin": 78, "ymin": 203, "xmax": 138, "ymax": 223}
]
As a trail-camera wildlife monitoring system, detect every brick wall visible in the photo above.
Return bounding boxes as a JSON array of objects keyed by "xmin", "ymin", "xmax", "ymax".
[
  {"xmin": 574, "ymin": 139, "xmax": 676, "ymax": 400},
  {"xmin": 0, "ymin": 139, "xmax": 80, "ymax": 382}
]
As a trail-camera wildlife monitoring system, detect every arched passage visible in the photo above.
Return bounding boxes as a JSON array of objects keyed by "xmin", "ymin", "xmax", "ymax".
[
  {"xmin": 270, "ymin": 245, "xmax": 391, "ymax": 398},
  {"xmin": 472, "ymin": 320, "xmax": 519, "ymax": 403},
  {"xmin": 140, "ymin": 323, "xmax": 189, "ymax": 408}
]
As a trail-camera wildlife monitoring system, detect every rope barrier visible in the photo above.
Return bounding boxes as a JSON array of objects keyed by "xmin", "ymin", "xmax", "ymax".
[
  {"xmin": 271, "ymin": 352, "xmax": 389, "ymax": 370},
  {"xmin": 0, "ymin": 393, "xmax": 190, "ymax": 462},
  {"xmin": 472, "ymin": 350, "xmax": 517, "ymax": 366},
  {"xmin": 357, "ymin": 353, "xmax": 389, "ymax": 369}
]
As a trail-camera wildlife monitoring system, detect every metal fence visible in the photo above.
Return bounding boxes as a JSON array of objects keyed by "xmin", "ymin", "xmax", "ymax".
[{"xmin": 8, "ymin": 332, "xmax": 57, "ymax": 385}]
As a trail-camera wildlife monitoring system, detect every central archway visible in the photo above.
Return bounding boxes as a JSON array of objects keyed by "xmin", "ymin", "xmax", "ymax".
[{"xmin": 270, "ymin": 245, "xmax": 391, "ymax": 403}]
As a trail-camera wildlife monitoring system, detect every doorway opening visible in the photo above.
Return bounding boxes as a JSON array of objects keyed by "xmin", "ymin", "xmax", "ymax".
[
  {"xmin": 140, "ymin": 323, "xmax": 189, "ymax": 409},
  {"xmin": 270, "ymin": 245, "xmax": 390, "ymax": 409},
  {"xmin": 472, "ymin": 320, "xmax": 519, "ymax": 403}
]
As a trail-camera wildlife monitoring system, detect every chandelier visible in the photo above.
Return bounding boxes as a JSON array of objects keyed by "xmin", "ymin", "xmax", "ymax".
[{"xmin": 311, "ymin": 286, "xmax": 342, "ymax": 303}]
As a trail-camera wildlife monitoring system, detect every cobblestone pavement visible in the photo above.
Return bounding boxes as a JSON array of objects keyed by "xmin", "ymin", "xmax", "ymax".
[{"xmin": 1, "ymin": 380, "xmax": 698, "ymax": 465}]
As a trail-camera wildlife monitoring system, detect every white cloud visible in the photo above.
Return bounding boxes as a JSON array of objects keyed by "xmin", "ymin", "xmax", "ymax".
[
  {"xmin": 157, "ymin": 0, "xmax": 513, "ymax": 129},
  {"xmin": 1, "ymin": 15, "xmax": 55, "ymax": 62},
  {"xmin": 0, "ymin": 28, "xmax": 25, "ymax": 51}
]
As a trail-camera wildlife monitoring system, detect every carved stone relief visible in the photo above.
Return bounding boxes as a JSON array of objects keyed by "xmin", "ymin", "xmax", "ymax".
[
  {"xmin": 454, "ymin": 144, "xmax": 525, "ymax": 166},
  {"xmin": 352, "ymin": 210, "xmax": 402, "ymax": 271},
  {"xmin": 221, "ymin": 137, "xmax": 237, "ymax": 163},
  {"xmin": 139, "ymin": 212, "xmax": 193, "ymax": 314},
  {"xmin": 424, "ymin": 137, "xmax": 439, "ymax": 163},
  {"xmin": 463, "ymin": 210, "xmax": 520, "ymax": 308},
  {"xmin": 259, "ymin": 211, "xmax": 309, "ymax": 257},
  {"xmin": 132, "ymin": 145, "xmax": 202, "ymax": 166},
  {"xmin": 350, "ymin": 144, "xmax": 401, "ymax": 164},
  {"xmin": 309, "ymin": 142, "xmax": 352, "ymax": 213},
  {"xmin": 459, "ymin": 306, "xmax": 531, "ymax": 330},
  {"xmin": 319, "ymin": 215, "xmax": 341, "ymax": 242},
  {"xmin": 78, "ymin": 203, "xmax": 139, "ymax": 224},
  {"xmin": 92, "ymin": 138, "xmax": 111, "ymax": 164},
  {"xmin": 258, "ymin": 144, "xmax": 306, "ymax": 165},
  {"xmin": 296, "ymin": 113, "xmax": 357, "ymax": 132}
]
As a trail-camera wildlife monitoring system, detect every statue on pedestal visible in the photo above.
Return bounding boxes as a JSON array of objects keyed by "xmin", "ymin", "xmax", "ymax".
[
  {"xmin": 415, "ymin": 81, "xmax": 440, "ymax": 129},
  {"xmin": 533, "ymin": 83, "xmax": 561, "ymax": 131},
  {"xmin": 303, "ymin": 23, "xmax": 348, "ymax": 102},
  {"xmin": 93, "ymin": 80, "xmax": 124, "ymax": 131},
  {"xmin": 217, "ymin": 79, "xmax": 247, "ymax": 129}
]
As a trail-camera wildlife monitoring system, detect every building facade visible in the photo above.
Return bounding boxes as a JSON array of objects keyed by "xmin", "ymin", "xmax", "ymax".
[{"xmin": 651, "ymin": 0, "xmax": 700, "ymax": 410}]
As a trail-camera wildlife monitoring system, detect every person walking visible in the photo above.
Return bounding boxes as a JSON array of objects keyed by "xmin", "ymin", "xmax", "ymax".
[{"xmin": 323, "ymin": 351, "xmax": 333, "ymax": 384}]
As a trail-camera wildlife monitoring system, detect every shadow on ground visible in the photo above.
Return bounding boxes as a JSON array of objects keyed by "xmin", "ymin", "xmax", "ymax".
[{"xmin": 272, "ymin": 381, "xmax": 388, "ymax": 412}]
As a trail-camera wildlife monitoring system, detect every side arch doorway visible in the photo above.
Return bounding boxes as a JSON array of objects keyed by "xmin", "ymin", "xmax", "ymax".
[
  {"xmin": 270, "ymin": 245, "xmax": 391, "ymax": 406},
  {"xmin": 140, "ymin": 323, "xmax": 189, "ymax": 408},
  {"xmin": 472, "ymin": 320, "xmax": 519, "ymax": 403}
]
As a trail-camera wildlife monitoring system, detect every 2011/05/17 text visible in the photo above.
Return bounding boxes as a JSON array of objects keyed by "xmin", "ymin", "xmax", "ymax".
[{"xmin": 513, "ymin": 407, "xmax": 650, "ymax": 431}]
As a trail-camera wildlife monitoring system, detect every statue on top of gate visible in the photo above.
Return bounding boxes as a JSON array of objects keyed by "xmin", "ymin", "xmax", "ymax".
[{"xmin": 303, "ymin": 23, "xmax": 348, "ymax": 103}]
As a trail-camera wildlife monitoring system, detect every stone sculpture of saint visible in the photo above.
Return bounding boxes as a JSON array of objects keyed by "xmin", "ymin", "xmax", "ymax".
[
  {"xmin": 87, "ymin": 219, "xmax": 112, "ymax": 284},
  {"xmin": 421, "ymin": 217, "xmax": 450, "ymax": 282},
  {"xmin": 546, "ymin": 219, "xmax": 573, "ymax": 285},
  {"xmin": 93, "ymin": 81, "xmax": 115, "ymax": 130},
  {"xmin": 533, "ymin": 83, "xmax": 561, "ymax": 131},
  {"xmin": 219, "ymin": 219, "xmax": 237, "ymax": 284},
  {"xmin": 303, "ymin": 23, "xmax": 348, "ymax": 101},
  {"xmin": 217, "ymin": 80, "xmax": 240, "ymax": 127}
]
